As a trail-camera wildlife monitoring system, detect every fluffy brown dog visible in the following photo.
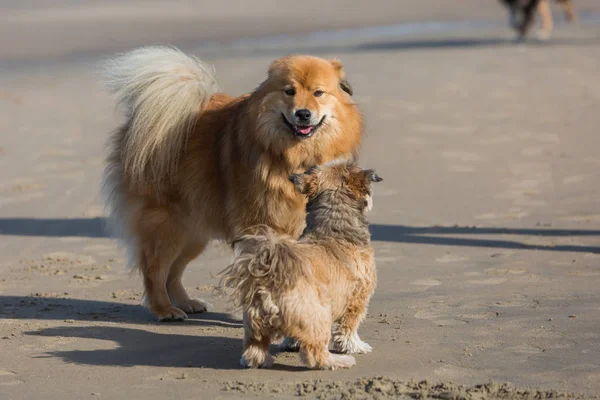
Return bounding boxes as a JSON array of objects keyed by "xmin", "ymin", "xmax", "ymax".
[
  {"xmin": 220, "ymin": 162, "xmax": 381, "ymax": 369},
  {"xmin": 102, "ymin": 47, "xmax": 362, "ymax": 321}
]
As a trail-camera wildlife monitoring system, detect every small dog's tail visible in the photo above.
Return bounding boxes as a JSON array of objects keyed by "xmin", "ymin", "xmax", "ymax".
[
  {"xmin": 101, "ymin": 46, "xmax": 218, "ymax": 186},
  {"xmin": 220, "ymin": 227, "xmax": 307, "ymax": 329}
]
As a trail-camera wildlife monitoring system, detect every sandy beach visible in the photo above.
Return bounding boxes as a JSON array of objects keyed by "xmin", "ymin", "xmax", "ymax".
[{"xmin": 1, "ymin": 1, "xmax": 600, "ymax": 398}]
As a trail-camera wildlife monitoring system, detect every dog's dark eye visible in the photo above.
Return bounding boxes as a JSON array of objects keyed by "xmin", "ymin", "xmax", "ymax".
[
  {"xmin": 313, "ymin": 90, "xmax": 324, "ymax": 97},
  {"xmin": 284, "ymin": 88, "xmax": 296, "ymax": 96}
]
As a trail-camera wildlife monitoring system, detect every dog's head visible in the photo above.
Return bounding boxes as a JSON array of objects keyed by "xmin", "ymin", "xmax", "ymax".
[
  {"xmin": 252, "ymin": 56, "xmax": 361, "ymax": 162},
  {"xmin": 265, "ymin": 56, "xmax": 353, "ymax": 140},
  {"xmin": 289, "ymin": 161, "xmax": 383, "ymax": 213}
]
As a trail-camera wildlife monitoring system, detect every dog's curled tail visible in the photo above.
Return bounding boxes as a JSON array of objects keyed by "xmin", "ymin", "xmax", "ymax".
[
  {"xmin": 220, "ymin": 227, "xmax": 307, "ymax": 328},
  {"xmin": 101, "ymin": 46, "xmax": 218, "ymax": 185}
]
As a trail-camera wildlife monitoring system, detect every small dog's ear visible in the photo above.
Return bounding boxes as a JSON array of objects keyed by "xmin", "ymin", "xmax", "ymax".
[
  {"xmin": 362, "ymin": 169, "xmax": 383, "ymax": 183},
  {"xmin": 289, "ymin": 173, "xmax": 302, "ymax": 185},
  {"xmin": 305, "ymin": 165, "xmax": 320, "ymax": 175},
  {"xmin": 289, "ymin": 174, "xmax": 308, "ymax": 194}
]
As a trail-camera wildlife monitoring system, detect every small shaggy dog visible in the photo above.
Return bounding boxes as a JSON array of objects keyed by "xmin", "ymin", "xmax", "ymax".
[
  {"xmin": 220, "ymin": 162, "xmax": 382, "ymax": 370},
  {"xmin": 500, "ymin": 0, "xmax": 576, "ymax": 39},
  {"xmin": 101, "ymin": 47, "xmax": 362, "ymax": 321}
]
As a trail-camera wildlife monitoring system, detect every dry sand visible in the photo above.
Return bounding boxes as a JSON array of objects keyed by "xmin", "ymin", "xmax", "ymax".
[{"xmin": 1, "ymin": 1, "xmax": 600, "ymax": 399}]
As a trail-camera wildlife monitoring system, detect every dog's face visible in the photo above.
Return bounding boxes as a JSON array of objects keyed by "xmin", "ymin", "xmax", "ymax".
[
  {"xmin": 265, "ymin": 56, "xmax": 353, "ymax": 140},
  {"xmin": 289, "ymin": 163, "xmax": 382, "ymax": 213},
  {"xmin": 253, "ymin": 55, "xmax": 358, "ymax": 156}
]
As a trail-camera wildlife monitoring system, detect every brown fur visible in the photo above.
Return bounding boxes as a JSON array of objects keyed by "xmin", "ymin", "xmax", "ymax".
[
  {"xmin": 220, "ymin": 163, "xmax": 381, "ymax": 369},
  {"xmin": 102, "ymin": 47, "xmax": 363, "ymax": 321}
]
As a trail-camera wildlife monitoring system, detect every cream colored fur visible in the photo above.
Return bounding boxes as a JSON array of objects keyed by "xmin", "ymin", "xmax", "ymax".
[{"xmin": 101, "ymin": 46, "xmax": 218, "ymax": 186}]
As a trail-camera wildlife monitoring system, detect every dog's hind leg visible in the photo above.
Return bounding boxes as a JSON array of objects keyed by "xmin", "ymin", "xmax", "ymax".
[
  {"xmin": 138, "ymin": 208, "xmax": 189, "ymax": 321},
  {"xmin": 240, "ymin": 311, "xmax": 273, "ymax": 368},
  {"xmin": 296, "ymin": 314, "xmax": 355, "ymax": 370},
  {"xmin": 167, "ymin": 241, "xmax": 212, "ymax": 314},
  {"xmin": 332, "ymin": 285, "xmax": 373, "ymax": 354}
]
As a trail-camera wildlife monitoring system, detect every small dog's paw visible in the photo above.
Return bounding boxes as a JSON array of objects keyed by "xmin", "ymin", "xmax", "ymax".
[
  {"xmin": 351, "ymin": 340, "xmax": 373, "ymax": 354},
  {"xmin": 333, "ymin": 333, "xmax": 372, "ymax": 354},
  {"xmin": 174, "ymin": 298, "xmax": 212, "ymax": 314},
  {"xmin": 279, "ymin": 337, "xmax": 300, "ymax": 352},
  {"xmin": 240, "ymin": 350, "xmax": 273, "ymax": 369},
  {"xmin": 153, "ymin": 306, "xmax": 188, "ymax": 322},
  {"xmin": 325, "ymin": 354, "xmax": 356, "ymax": 370}
]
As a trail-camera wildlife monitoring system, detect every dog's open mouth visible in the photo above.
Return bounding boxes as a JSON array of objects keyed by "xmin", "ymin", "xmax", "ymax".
[{"xmin": 282, "ymin": 114, "xmax": 326, "ymax": 139}]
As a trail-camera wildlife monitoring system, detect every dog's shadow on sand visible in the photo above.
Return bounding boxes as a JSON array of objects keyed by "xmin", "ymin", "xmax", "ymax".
[
  {"xmin": 25, "ymin": 325, "xmax": 304, "ymax": 371},
  {"xmin": 25, "ymin": 325, "xmax": 246, "ymax": 370},
  {"xmin": 3, "ymin": 296, "xmax": 243, "ymax": 369},
  {"xmin": 4, "ymin": 296, "xmax": 303, "ymax": 371},
  {"xmin": 0, "ymin": 296, "xmax": 240, "ymax": 327}
]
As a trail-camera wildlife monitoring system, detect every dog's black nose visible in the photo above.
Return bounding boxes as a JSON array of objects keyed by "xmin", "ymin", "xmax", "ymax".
[{"xmin": 295, "ymin": 109, "xmax": 311, "ymax": 121}]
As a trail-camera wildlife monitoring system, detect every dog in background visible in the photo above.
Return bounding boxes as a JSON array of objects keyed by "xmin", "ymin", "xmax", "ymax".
[
  {"xmin": 500, "ymin": 0, "xmax": 576, "ymax": 39},
  {"xmin": 220, "ymin": 162, "xmax": 381, "ymax": 370},
  {"xmin": 101, "ymin": 47, "xmax": 362, "ymax": 321}
]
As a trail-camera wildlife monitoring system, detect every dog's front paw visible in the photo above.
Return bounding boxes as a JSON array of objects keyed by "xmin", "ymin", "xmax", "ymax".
[
  {"xmin": 333, "ymin": 333, "xmax": 372, "ymax": 354},
  {"xmin": 324, "ymin": 354, "xmax": 356, "ymax": 370},
  {"xmin": 279, "ymin": 337, "xmax": 300, "ymax": 352},
  {"xmin": 152, "ymin": 305, "xmax": 188, "ymax": 322},
  {"xmin": 349, "ymin": 340, "xmax": 372, "ymax": 354},
  {"xmin": 173, "ymin": 298, "xmax": 212, "ymax": 314},
  {"xmin": 240, "ymin": 348, "xmax": 273, "ymax": 369}
]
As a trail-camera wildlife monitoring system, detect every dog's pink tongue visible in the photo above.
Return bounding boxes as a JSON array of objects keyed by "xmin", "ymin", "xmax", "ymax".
[{"xmin": 297, "ymin": 126, "xmax": 313, "ymax": 135}]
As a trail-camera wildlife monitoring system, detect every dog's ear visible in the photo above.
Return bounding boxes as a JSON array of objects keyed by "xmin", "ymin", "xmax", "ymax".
[
  {"xmin": 304, "ymin": 164, "xmax": 320, "ymax": 175},
  {"xmin": 330, "ymin": 59, "xmax": 353, "ymax": 96},
  {"xmin": 268, "ymin": 57, "xmax": 289, "ymax": 78},
  {"xmin": 330, "ymin": 59, "xmax": 344, "ymax": 71},
  {"xmin": 289, "ymin": 173, "xmax": 310, "ymax": 194},
  {"xmin": 290, "ymin": 168, "xmax": 319, "ymax": 195},
  {"xmin": 340, "ymin": 79, "xmax": 353, "ymax": 96},
  {"xmin": 361, "ymin": 169, "xmax": 383, "ymax": 183}
]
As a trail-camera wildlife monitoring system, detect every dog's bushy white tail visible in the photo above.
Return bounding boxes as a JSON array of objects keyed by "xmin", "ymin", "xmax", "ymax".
[{"xmin": 102, "ymin": 46, "xmax": 218, "ymax": 185}]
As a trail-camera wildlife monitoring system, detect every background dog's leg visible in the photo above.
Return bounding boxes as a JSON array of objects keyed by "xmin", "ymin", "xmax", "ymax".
[
  {"xmin": 167, "ymin": 241, "xmax": 212, "ymax": 313},
  {"xmin": 138, "ymin": 208, "xmax": 188, "ymax": 321},
  {"xmin": 538, "ymin": 0, "xmax": 554, "ymax": 39},
  {"xmin": 240, "ymin": 311, "xmax": 273, "ymax": 368},
  {"xmin": 515, "ymin": 0, "xmax": 541, "ymax": 39},
  {"xmin": 558, "ymin": 0, "xmax": 577, "ymax": 22},
  {"xmin": 332, "ymin": 289, "xmax": 373, "ymax": 354}
]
